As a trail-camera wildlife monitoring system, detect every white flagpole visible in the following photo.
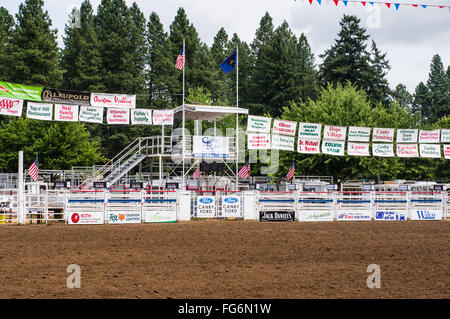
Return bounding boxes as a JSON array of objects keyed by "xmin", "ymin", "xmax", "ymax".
[
  {"xmin": 182, "ymin": 39, "xmax": 186, "ymax": 189},
  {"xmin": 235, "ymin": 46, "xmax": 239, "ymax": 190}
]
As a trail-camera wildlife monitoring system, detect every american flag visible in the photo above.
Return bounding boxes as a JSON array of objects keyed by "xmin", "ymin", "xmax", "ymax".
[
  {"xmin": 28, "ymin": 155, "xmax": 39, "ymax": 181},
  {"xmin": 193, "ymin": 165, "xmax": 201, "ymax": 179},
  {"xmin": 175, "ymin": 48, "xmax": 185, "ymax": 70},
  {"xmin": 286, "ymin": 161, "xmax": 295, "ymax": 181},
  {"xmin": 238, "ymin": 161, "xmax": 250, "ymax": 179}
]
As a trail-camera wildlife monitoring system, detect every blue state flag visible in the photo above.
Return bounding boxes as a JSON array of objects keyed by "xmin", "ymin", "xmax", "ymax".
[{"xmin": 219, "ymin": 51, "xmax": 237, "ymax": 74}]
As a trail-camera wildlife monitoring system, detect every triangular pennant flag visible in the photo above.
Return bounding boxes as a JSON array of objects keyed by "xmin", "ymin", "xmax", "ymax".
[
  {"xmin": 421, "ymin": 5, "xmax": 426, "ymax": 9},
  {"xmin": 317, "ymin": 0, "xmax": 322, "ymax": 5},
  {"xmin": 385, "ymin": 3, "xmax": 391, "ymax": 8},
  {"xmin": 333, "ymin": 0, "xmax": 339, "ymax": 5},
  {"xmin": 412, "ymin": 4, "xmax": 418, "ymax": 7},
  {"xmin": 343, "ymin": 0, "xmax": 348, "ymax": 6},
  {"xmin": 394, "ymin": 3, "xmax": 400, "ymax": 10},
  {"xmin": 369, "ymin": 2, "xmax": 374, "ymax": 5},
  {"xmin": 309, "ymin": 0, "xmax": 313, "ymax": 4},
  {"xmin": 361, "ymin": 1, "xmax": 366, "ymax": 6}
]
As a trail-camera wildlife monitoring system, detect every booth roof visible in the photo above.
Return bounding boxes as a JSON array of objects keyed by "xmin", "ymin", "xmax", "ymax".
[{"xmin": 173, "ymin": 104, "xmax": 248, "ymax": 121}]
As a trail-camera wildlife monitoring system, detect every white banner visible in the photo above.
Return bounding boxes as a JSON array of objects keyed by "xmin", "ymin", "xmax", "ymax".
[
  {"xmin": 410, "ymin": 210, "xmax": 442, "ymax": 221},
  {"xmin": 397, "ymin": 129, "xmax": 418, "ymax": 143},
  {"xmin": 298, "ymin": 123, "xmax": 322, "ymax": 139},
  {"xmin": 247, "ymin": 115, "xmax": 271, "ymax": 133},
  {"xmin": 372, "ymin": 144, "xmax": 394, "ymax": 157},
  {"xmin": 444, "ymin": 145, "xmax": 450, "ymax": 159},
  {"xmin": 297, "ymin": 138, "xmax": 321, "ymax": 154},
  {"xmin": 91, "ymin": 92, "xmax": 136, "ymax": 109},
  {"xmin": 108, "ymin": 212, "xmax": 142, "ymax": 224},
  {"xmin": 0, "ymin": 97, "xmax": 24, "ymax": 117},
  {"xmin": 419, "ymin": 144, "xmax": 441, "ymax": 158},
  {"xmin": 323, "ymin": 125, "xmax": 347, "ymax": 141},
  {"xmin": 193, "ymin": 136, "xmax": 229, "ymax": 158},
  {"xmin": 347, "ymin": 126, "xmax": 371, "ymax": 142},
  {"xmin": 26, "ymin": 102, "xmax": 53, "ymax": 121},
  {"xmin": 247, "ymin": 133, "xmax": 271, "ymax": 150},
  {"xmin": 441, "ymin": 129, "xmax": 450, "ymax": 143},
  {"xmin": 79, "ymin": 106, "xmax": 104, "ymax": 124},
  {"xmin": 375, "ymin": 211, "xmax": 406, "ymax": 221},
  {"xmin": 196, "ymin": 196, "xmax": 216, "ymax": 218},
  {"xmin": 107, "ymin": 108, "xmax": 130, "ymax": 125},
  {"xmin": 271, "ymin": 134, "xmax": 295, "ymax": 151},
  {"xmin": 299, "ymin": 211, "xmax": 333, "ymax": 222},
  {"xmin": 222, "ymin": 196, "xmax": 241, "ymax": 218},
  {"xmin": 419, "ymin": 129, "xmax": 440, "ymax": 143},
  {"xmin": 68, "ymin": 212, "xmax": 104, "ymax": 225},
  {"xmin": 396, "ymin": 144, "xmax": 419, "ymax": 158},
  {"xmin": 337, "ymin": 210, "xmax": 372, "ymax": 221},
  {"xmin": 347, "ymin": 142, "xmax": 370, "ymax": 156},
  {"xmin": 372, "ymin": 128, "xmax": 395, "ymax": 143},
  {"xmin": 272, "ymin": 119, "xmax": 297, "ymax": 136},
  {"xmin": 152, "ymin": 109, "xmax": 174, "ymax": 125},
  {"xmin": 131, "ymin": 109, "xmax": 152, "ymax": 125},
  {"xmin": 54, "ymin": 104, "xmax": 79, "ymax": 122},
  {"xmin": 322, "ymin": 140, "xmax": 345, "ymax": 156},
  {"xmin": 144, "ymin": 210, "xmax": 176, "ymax": 223}
]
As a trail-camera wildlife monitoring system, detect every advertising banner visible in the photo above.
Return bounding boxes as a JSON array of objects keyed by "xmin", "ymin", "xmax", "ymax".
[
  {"xmin": 419, "ymin": 144, "xmax": 441, "ymax": 158},
  {"xmin": 79, "ymin": 106, "xmax": 103, "ymax": 124},
  {"xmin": 298, "ymin": 123, "xmax": 322, "ymax": 139},
  {"xmin": 375, "ymin": 211, "xmax": 406, "ymax": 221},
  {"xmin": 396, "ymin": 144, "xmax": 419, "ymax": 158},
  {"xmin": 91, "ymin": 92, "xmax": 136, "ymax": 109},
  {"xmin": 419, "ymin": 129, "xmax": 440, "ymax": 143},
  {"xmin": 444, "ymin": 145, "xmax": 450, "ymax": 159},
  {"xmin": 347, "ymin": 126, "xmax": 371, "ymax": 142},
  {"xmin": 410, "ymin": 210, "xmax": 442, "ymax": 221},
  {"xmin": 323, "ymin": 125, "xmax": 347, "ymax": 141},
  {"xmin": 192, "ymin": 136, "xmax": 229, "ymax": 158},
  {"xmin": 0, "ymin": 97, "xmax": 24, "ymax": 117},
  {"xmin": 108, "ymin": 212, "xmax": 142, "ymax": 224},
  {"xmin": 247, "ymin": 115, "xmax": 271, "ymax": 133},
  {"xmin": 107, "ymin": 108, "xmax": 130, "ymax": 125},
  {"xmin": 297, "ymin": 138, "xmax": 321, "ymax": 154},
  {"xmin": 337, "ymin": 211, "xmax": 372, "ymax": 221},
  {"xmin": 0, "ymin": 81, "xmax": 43, "ymax": 101},
  {"xmin": 299, "ymin": 211, "xmax": 333, "ymax": 222},
  {"xmin": 259, "ymin": 211, "xmax": 295, "ymax": 222},
  {"xmin": 440, "ymin": 129, "xmax": 450, "ymax": 143},
  {"xmin": 131, "ymin": 109, "xmax": 152, "ymax": 125},
  {"xmin": 68, "ymin": 212, "xmax": 104, "ymax": 225},
  {"xmin": 372, "ymin": 143, "xmax": 394, "ymax": 157},
  {"xmin": 397, "ymin": 129, "xmax": 418, "ymax": 143},
  {"xmin": 322, "ymin": 140, "xmax": 345, "ymax": 156},
  {"xmin": 347, "ymin": 142, "xmax": 370, "ymax": 156},
  {"xmin": 272, "ymin": 119, "xmax": 297, "ymax": 136},
  {"xmin": 222, "ymin": 196, "xmax": 241, "ymax": 218},
  {"xmin": 144, "ymin": 210, "xmax": 177, "ymax": 223},
  {"xmin": 54, "ymin": 104, "xmax": 79, "ymax": 122},
  {"xmin": 26, "ymin": 102, "xmax": 53, "ymax": 121},
  {"xmin": 372, "ymin": 128, "xmax": 395, "ymax": 143},
  {"xmin": 152, "ymin": 109, "xmax": 174, "ymax": 125},
  {"xmin": 196, "ymin": 196, "xmax": 216, "ymax": 218},
  {"xmin": 271, "ymin": 134, "xmax": 295, "ymax": 151},
  {"xmin": 41, "ymin": 88, "xmax": 90, "ymax": 105},
  {"xmin": 247, "ymin": 133, "xmax": 271, "ymax": 150}
]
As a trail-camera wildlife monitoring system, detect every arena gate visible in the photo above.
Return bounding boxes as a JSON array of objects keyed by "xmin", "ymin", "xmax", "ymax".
[{"xmin": 191, "ymin": 188, "xmax": 243, "ymax": 219}]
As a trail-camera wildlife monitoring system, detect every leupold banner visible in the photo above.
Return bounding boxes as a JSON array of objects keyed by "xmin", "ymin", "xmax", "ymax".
[
  {"xmin": 192, "ymin": 136, "xmax": 229, "ymax": 159},
  {"xmin": 347, "ymin": 126, "xmax": 371, "ymax": 142},
  {"xmin": 397, "ymin": 129, "xmax": 418, "ymax": 143},
  {"xmin": 79, "ymin": 106, "xmax": 103, "ymax": 123},
  {"xmin": 298, "ymin": 123, "xmax": 322, "ymax": 139},
  {"xmin": 0, "ymin": 81, "xmax": 42, "ymax": 101},
  {"xmin": 0, "ymin": 97, "xmax": 24, "ymax": 117},
  {"xmin": 247, "ymin": 115, "xmax": 271, "ymax": 133},
  {"xmin": 131, "ymin": 109, "xmax": 152, "ymax": 125},
  {"xmin": 91, "ymin": 92, "xmax": 136, "ymax": 109},
  {"xmin": 41, "ymin": 88, "xmax": 90, "ymax": 105},
  {"xmin": 54, "ymin": 104, "xmax": 79, "ymax": 122},
  {"xmin": 26, "ymin": 102, "xmax": 53, "ymax": 121}
]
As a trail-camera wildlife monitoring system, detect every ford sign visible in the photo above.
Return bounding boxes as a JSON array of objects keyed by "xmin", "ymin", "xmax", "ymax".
[
  {"xmin": 224, "ymin": 197, "xmax": 238, "ymax": 204},
  {"xmin": 199, "ymin": 197, "xmax": 213, "ymax": 204}
]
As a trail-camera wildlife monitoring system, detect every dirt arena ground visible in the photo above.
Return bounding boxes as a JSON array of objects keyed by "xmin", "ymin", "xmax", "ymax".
[{"xmin": 0, "ymin": 220, "xmax": 448, "ymax": 299}]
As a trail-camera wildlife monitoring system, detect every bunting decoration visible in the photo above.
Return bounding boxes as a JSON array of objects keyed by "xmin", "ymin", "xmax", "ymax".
[{"xmin": 292, "ymin": 0, "xmax": 450, "ymax": 11}]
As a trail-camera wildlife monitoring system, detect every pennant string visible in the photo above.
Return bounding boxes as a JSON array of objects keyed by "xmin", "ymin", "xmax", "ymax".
[{"xmin": 302, "ymin": 0, "xmax": 448, "ymax": 9}]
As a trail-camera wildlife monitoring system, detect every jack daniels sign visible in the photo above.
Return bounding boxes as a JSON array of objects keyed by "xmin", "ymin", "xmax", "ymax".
[
  {"xmin": 259, "ymin": 211, "xmax": 295, "ymax": 222},
  {"xmin": 41, "ymin": 88, "xmax": 91, "ymax": 105}
]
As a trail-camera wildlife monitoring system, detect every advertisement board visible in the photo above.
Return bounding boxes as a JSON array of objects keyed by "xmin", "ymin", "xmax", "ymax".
[
  {"xmin": 299, "ymin": 211, "xmax": 333, "ymax": 222},
  {"xmin": 397, "ymin": 129, "xmax": 418, "ymax": 143},
  {"xmin": 107, "ymin": 108, "xmax": 130, "ymax": 125},
  {"xmin": 196, "ymin": 196, "xmax": 216, "ymax": 218},
  {"xmin": 419, "ymin": 129, "xmax": 440, "ymax": 144},
  {"xmin": 259, "ymin": 211, "xmax": 295, "ymax": 222},
  {"xmin": 54, "ymin": 104, "xmax": 79, "ymax": 122},
  {"xmin": 396, "ymin": 144, "xmax": 419, "ymax": 158},
  {"xmin": 298, "ymin": 123, "xmax": 322, "ymax": 139},
  {"xmin": 322, "ymin": 140, "xmax": 345, "ymax": 156},
  {"xmin": 152, "ymin": 110, "xmax": 174, "ymax": 125},
  {"xmin": 347, "ymin": 142, "xmax": 370, "ymax": 156},
  {"xmin": 79, "ymin": 106, "xmax": 104, "ymax": 124},
  {"xmin": 0, "ymin": 81, "xmax": 43, "ymax": 101},
  {"xmin": 91, "ymin": 92, "xmax": 136, "ymax": 109},
  {"xmin": 323, "ymin": 125, "xmax": 347, "ymax": 141},
  {"xmin": 247, "ymin": 133, "xmax": 271, "ymax": 150},
  {"xmin": 131, "ymin": 109, "xmax": 152, "ymax": 125},
  {"xmin": 68, "ymin": 212, "xmax": 104, "ymax": 225},
  {"xmin": 192, "ymin": 136, "xmax": 229, "ymax": 159},
  {"xmin": 272, "ymin": 119, "xmax": 297, "ymax": 136},
  {"xmin": 410, "ymin": 210, "xmax": 442, "ymax": 221},
  {"xmin": 375, "ymin": 211, "xmax": 406, "ymax": 221},
  {"xmin": 419, "ymin": 144, "xmax": 441, "ymax": 158},
  {"xmin": 144, "ymin": 210, "xmax": 177, "ymax": 223},
  {"xmin": 347, "ymin": 126, "xmax": 371, "ymax": 142},
  {"xmin": 372, "ymin": 128, "xmax": 395, "ymax": 143},
  {"xmin": 41, "ymin": 88, "xmax": 90, "ymax": 105},
  {"xmin": 247, "ymin": 115, "xmax": 271, "ymax": 133},
  {"xmin": 372, "ymin": 143, "xmax": 394, "ymax": 157},
  {"xmin": 337, "ymin": 211, "xmax": 372, "ymax": 221},
  {"xmin": 297, "ymin": 138, "xmax": 321, "ymax": 154},
  {"xmin": 221, "ymin": 196, "xmax": 241, "ymax": 218},
  {"xmin": 0, "ymin": 97, "xmax": 24, "ymax": 117},
  {"xmin": 26, "ymin": 102, "xmax": 53, "ymax": 121},
  {"xmin": 108, "ymin": 212, "xmax": 142, "ymax": 224},
  {"xmin": 271, "ymin": 134, "xmax": 295, "ymax": 151}
]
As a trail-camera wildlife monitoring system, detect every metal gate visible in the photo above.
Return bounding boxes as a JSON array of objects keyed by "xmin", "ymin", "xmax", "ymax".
[
  {"xmin": 373, "ymin": 191, "xmax": 408, "ymax": 221},
  {"xmin": 142, "ymin": 190, "xmax": 177, "ymax": 223},
  {"xmin": 336, "ymin": 191, "xmax": 372, "ymax": 221},
  {"xmin": 106, "ymin": 190, "xmax": 142, "ymax": 224},
  {"xmin": 66, "ymin": 190, "xmax": 106, "ymax": 225},
  {"xmin": 409, "ymin": 191, "xmax": 443, "ymax": 221},
  {"xmin": 298, "ymin": 191, "xmax": 334, "ymax": 222}
]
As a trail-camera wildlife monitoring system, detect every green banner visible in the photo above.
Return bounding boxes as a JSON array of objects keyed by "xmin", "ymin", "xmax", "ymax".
[{"xmin": 0, "ymin": 81, "xmax": 43, "ymax": 101}]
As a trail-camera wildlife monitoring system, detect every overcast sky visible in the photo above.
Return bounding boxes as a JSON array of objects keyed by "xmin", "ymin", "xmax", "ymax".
[{"xmin": 3, "ymin": 0, "xmax": 450, "ymax": 93}]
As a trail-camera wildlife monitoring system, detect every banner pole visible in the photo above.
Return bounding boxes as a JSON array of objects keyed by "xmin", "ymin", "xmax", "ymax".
[
  {"xmin": 182, "ymin": 39, "xmax": 186, "ymax": 189},
  {"xmin": 235, "ymin": 46, "xmax": 239, "ymax": 190},
  {"xmin": 18, "ymin": 151, "xmax": 25, "ymax": 225}
]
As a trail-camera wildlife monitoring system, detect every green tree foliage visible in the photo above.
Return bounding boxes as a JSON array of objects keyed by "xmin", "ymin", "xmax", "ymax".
[
  {"xmin": 392, "ymin": 84, "xmax": 413, "ymax": 111},
  {"xmin": 426, "ymin": 54, "xmax": 449, "ymax": 122},
  {"xmin": 296, "ymin": 33, "xmax": 318, "ymax": 102},
  {"xmin": 368, "ymin": 40, "xmax": 391, "ymax": 106},
  {"xmin": 6, "ymin": 0, "xmax": 63, "ymax": 87},
  {"xmin": 0, "ymin": 7, "xmax": 15, "ymax": 81},
  {"xmin": 412, "ymin": 82, "xmax": 432, "ymax": 122}
]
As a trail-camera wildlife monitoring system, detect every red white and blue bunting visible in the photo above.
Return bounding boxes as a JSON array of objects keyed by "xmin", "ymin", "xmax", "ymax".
[{"xmin": 290, "ymin": 0, "xmax": 450, "ymax": 11}]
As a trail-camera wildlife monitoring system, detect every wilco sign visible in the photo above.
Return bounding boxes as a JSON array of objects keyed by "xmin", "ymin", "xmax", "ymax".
[
  {"xmin": 222, "ymin": 196, "xmax": 241, "ymax": 218},
  {"xmin": 196, "ymin": 196, "xmax": 216, "ymax": 218},
  {"xmin": 411, "ymin": 210, "xmax": 442, "ymax": 221},
  {"xmin": 259, "ymin": 211, "xmax": 295, "ymax": 222}
]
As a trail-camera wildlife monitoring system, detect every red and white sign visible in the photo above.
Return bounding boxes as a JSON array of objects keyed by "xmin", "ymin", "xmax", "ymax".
[
  {"xmin": 372, "ymin": 128, "xmax": 395, "ymax": 143},
  {"xmin": 323, "ymin": 125, "xmax": 347, "ymax": 141},
  {"xmin": 272, "ymin": 119, "xmax": 297, "ymax": 136},
  {"xmin": 91, "ymin": 93, "xmax": 136, "ymax": 109},
  {"xmin": 54, "ymin": 104, "xmax": 79, "ymax": 121},
  {"xmin": 68, "ymin": 212, "xmax": 104, "ymax": 225},
  {"xmin": 0, "ymin": 97, "xmax": 23, "ymax": 117},
  {"xmin": 347, "ymin": 142, "xmax": 370, "ymax": 156},
  {"xmin": 247, "ymin": 133, "xmax": 271, "ymax": 150},
  {"xmin": 396, "ymin": 144, "xmax": 419, "ymax": 158},
  {"xmin": 152, "ymin": 109, "xmax": 174, "ymax": 125},
  {"xmin": 419, "ymin": 129, "xmax": 440, "ymax": 144},
  {"xmin": 297, "ymin": 138, "xmax": 320, "ymax": 154},
  {"xmin": 443, "ymin": 145, "xmax": 450, "ymax": 159},
  {"xmin": 107, "ymin": 108, "xmax": 130, "ymax": 125}
]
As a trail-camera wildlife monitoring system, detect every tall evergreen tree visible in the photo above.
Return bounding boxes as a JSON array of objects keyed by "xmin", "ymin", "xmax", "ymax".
[
  {"xmin": 210, "ymin": 27, "xmax": 229, "ymax": 103},
  {"xmin": 6, "ymin": 0, "xmax": 63, "ymax": 87},
  {"xmin": 0, "ymin": 7, "xmax": 15, "ymax": 81},
  {"xmin": 412, "ymin": 82, "xmax": 432, "ymax": 122},
  {"xmin": 426, "ymin": 54, "xmax": 449, "ymax": 122},
  {"xmin": 227, "ymin": 33, "xmax": 252, "ymax": 107},
  {"xmin": 368, "ymin": 40, "xmax": 391, "ymax": 106},
  {"xmin": 392, "ymin": 83, "xmax": 413, "ymax": 111},
  {"xmin": 250, "ymin": 12, "xmax": 274, "ymax": 61},
  {"xmin": 296, "ymin": 33, "xmax": 318, "ymax": 102},
  {"xmin": 61, "ymin": 0, "xmax": 103, "ymax": 92}
]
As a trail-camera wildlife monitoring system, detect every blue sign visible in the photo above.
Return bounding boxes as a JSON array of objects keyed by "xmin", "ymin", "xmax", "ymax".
[
  {"xmin": 199, "ymin": 197, "xmax": 214, "ymax": 205},
  {"xmin": 375, "ymin": 211, "xmax": 406, "ymax": 221},
  {"xmin": 224, "ymin": 197, "xmax": 238, "ymax": 204}
]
